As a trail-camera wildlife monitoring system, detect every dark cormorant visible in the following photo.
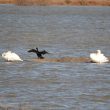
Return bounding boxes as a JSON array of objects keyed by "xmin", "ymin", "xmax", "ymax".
[{"xmin": 28, "ymin": 47, "xmax": 49, "ymax": 59}]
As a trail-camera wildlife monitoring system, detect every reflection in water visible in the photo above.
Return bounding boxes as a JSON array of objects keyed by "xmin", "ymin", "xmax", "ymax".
[{"xmin": 0, "ymin": 5, "xmax": 110, "ymax": 110}]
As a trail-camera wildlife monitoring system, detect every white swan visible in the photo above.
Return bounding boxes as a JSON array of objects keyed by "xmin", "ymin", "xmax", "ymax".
[
  {"xmin": 2, "ymin": 51, "xmax": 23, "ymax": 61},
  {"xmin": 90, "ymin": 50, "xmax": 109, "ymax": 63}
]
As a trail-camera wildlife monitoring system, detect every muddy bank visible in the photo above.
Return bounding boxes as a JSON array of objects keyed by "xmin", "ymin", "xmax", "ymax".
[
  {"xmin": 32, "ymin": 57, "xmax": 110, "ymax": 63},
  {"xmin": 0, "ymin": 0, "xmax": 110, "ymax": 6},
  {"xmin": 32, "ymin": 57, "xmax": 91, "ymax": 63},
  {"xmin": 0, "ymin": 0, "xmax": 14, "ymax": 4}
]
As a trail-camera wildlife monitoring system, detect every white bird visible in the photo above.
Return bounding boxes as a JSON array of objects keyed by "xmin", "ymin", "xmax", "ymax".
[
  {"xmin": 90, "ymin": 50, "xmax": 109, "ymax": 63},
  {"xmin": 2, "ymin": 51, "xmax": 23, "ymax": 61}
]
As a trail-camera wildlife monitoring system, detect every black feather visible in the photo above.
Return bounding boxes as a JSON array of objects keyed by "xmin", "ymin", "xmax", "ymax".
[{"xmin": 28, "ymin": 48, "xmax": 49, "ymax": 59}]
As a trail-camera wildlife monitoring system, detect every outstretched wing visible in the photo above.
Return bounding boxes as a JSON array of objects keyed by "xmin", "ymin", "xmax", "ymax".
[
  {"xmin": 28, "ymin": 49, "xmax": 37, "ymax": 53},
  {"xmin": 41, "ymin": 50, "xmax": 49, "ymax": 54}
]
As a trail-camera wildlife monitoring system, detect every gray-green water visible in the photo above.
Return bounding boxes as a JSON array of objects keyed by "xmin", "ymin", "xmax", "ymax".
[{"xmin": 0, "ymin": 5, "xmax": 110, "ymax": 110}]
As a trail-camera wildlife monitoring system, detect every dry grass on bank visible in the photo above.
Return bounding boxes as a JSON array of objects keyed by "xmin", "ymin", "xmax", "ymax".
[
  {"xmin": 32, "ymin": 57, "xmax": 91, "ymax": 63},
  {"xmin": 15, "ymin": 0, "xmax": 110, "ymax": 6},
  {"xmin": 0, "ymin": 0, "xmax": 14, "ymax": 4},
  {"xmin": 32, "ymin": 56, "xmax": 110, "ymax": 63},
  {"xmin": 0, "ymin": 0, "xmax": 110, "ymax": 6}
]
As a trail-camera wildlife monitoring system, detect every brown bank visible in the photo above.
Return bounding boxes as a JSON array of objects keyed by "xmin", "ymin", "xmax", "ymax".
[
  {"xmin": 32, "ymin": 57, "xmax": 110, "ymax": 63},
  {"xmin": 0, "ymin": 0, "xmax": 110, "ymax": 6}
]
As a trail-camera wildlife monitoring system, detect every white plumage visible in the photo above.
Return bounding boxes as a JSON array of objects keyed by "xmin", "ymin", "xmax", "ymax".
[
  {"xmin": 90, "ymin": 50, "xmax": 109, "ymax": 63},
  {"xmin": 2, "ymin": 51, "xmax": 23, "ymax": 61}
]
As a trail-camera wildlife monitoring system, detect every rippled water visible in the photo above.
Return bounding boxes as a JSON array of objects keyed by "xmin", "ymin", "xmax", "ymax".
[{"xmin": 0, "ymin": 5, "xmax": 110, "ymax": 110}]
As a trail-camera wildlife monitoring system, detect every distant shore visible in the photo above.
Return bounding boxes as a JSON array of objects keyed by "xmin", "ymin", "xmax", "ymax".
[{"xmin": 0, "ymin": 0, "xmax": 110, "ymax": 6}]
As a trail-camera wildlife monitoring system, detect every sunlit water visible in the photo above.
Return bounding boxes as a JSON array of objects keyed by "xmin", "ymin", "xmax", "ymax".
[{"xmin": 0, "ymin": 5, "xmax": 110, "ymax": 110}]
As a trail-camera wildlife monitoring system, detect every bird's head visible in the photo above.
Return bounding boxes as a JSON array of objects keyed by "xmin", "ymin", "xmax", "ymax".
[
  {"xmin": 2, "ymin": 52, "xmax": 5, "ymax": 57},
  {"xmin": 97, "ymin": 50, "xmax": 101, "ymax": 54}
]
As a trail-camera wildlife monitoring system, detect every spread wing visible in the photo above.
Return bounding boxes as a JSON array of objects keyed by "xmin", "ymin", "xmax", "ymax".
[
  {"xmin": 40, "ymin": 50, "xmax": 49, "ymax": 54},
  {"xmin": 28, "ymin": 49, "xmax": 37, "ymax": 53}
]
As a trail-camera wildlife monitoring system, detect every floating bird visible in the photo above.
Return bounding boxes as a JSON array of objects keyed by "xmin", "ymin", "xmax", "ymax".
[
  {"xmin": 90, "ymin": 50, "xmax": 109, "ymax": 63},
  {"xmin": 28, "ymin": 48, "xmax": 49, "ymax": 59},
  {"xmin": 2, "ymin": 51, "xmax": 23, "ymax": 61}
]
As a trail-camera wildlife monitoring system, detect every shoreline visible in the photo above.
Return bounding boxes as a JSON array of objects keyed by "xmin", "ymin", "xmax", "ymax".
[
  {"xmin": 31, "ymin": 57, "xmax": 110, "ymax": 63},
  {"xmin": 0, "ymin": 0, "xmax": 110, "ymax": 6}
]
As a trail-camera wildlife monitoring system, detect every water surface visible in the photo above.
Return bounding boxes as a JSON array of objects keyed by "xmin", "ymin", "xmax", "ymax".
[{"xmin": 0, "ymin": 5, "xmax": 110, "ymax": 110}]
